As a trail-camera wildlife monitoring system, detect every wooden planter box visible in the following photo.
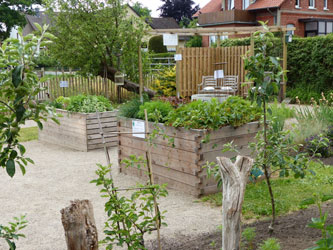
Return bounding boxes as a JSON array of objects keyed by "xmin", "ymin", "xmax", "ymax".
[
  {"xmin": 118, "ymin": 117, "xmax": 260, "ymax": 197},
  {"xmin": 39, "ymin": 109, "xmax": 118, "ymax": 151}
]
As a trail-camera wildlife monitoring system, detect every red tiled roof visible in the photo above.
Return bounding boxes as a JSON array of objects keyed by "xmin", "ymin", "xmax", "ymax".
[
  {"xmin": 193, "ymin": 0, "xmax": 221, "ymax": 17},
  {"xmin": 247, "ymin": 0, "xmax": 285, "ymax": 10}
]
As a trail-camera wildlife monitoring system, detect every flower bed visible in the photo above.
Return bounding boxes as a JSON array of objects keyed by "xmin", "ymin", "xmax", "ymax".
[
  {"xmin": 118, "ymin": 96, "xmax": 262, "ymax": 196},
  {"xmin": 118, "ymin": 117, "xmax": 260, "ymax": 197},
  {"xmin": 39, "ymin": 95, "xmax": 117, "ymax": 151}
]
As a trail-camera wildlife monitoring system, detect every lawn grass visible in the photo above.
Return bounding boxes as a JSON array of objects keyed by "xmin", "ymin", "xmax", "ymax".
[
  {"xmin": 201, "ymin": 162, "xmax": 333, "ymax": 220},
  {"xmin": 18, "ymin": 127, "xmax": 38, "ymax": 142}
]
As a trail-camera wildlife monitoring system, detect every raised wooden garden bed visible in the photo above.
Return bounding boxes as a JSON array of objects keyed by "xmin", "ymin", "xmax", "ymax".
[
  {"xmin": 39, "ymin": 109, "xmax": 118, "ymax": 151},
  {"xmin": 118, "ymin": 117, "xmax": 260, "ymax": 197}
]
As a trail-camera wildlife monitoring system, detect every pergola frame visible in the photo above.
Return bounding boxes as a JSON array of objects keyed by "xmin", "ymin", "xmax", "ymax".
[{"xmin": 140, "ymin": 26, "xmax": 295, "ymax": 100}]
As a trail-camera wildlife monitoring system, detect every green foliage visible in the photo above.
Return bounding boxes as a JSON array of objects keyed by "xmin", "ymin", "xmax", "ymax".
[
  {"xmin": 149, "ymin": 52, "xmax": 175, "ymax": 58},
  {"xmin": 46, "ymin": 0, "xmax": 149, "ymax": 83},
  {"xmin": 131, "ymin": 1, "xmax": 151, "ymax": 17},
  {"xmin": 137, "ymin": 101, "xmax": 173, "ymax": 123},
  {"xmin": 148, "ymin": 36, "xmax": 167, "ymax": 53},
  {"xmin": 185, "ymin": 36, "xmax": 202, "ymax": 47},
  {"xmin": 0, "ymin": 25, "xmax": 57, "ymax": 177},
  {"xmin": 258, "ymin": 238, "xmax": 281, "ymax": 250},
  {"xmin": 287, "ymin": 85, "xmax": 323, "ymax": 104},
  {"xmin": 0, "ymin": 215, "xmax": 27, "ymax": 250},
  {"xmin": 91, "ymin": 163, "xmax": 167, "ymax": 250},
  {"xmin": 241, "ymin": 227, "xmax": 256, "ymax": 250},
  {"xmin": 151, "ymin": 67, "xmax": 176, "ymax": 96},
  {"xmin": 0, "ymin": 0, "xmax": 41, "ymax": 40},
  {"xmin": 167, "ymin": 97, "xmax": 261, "ymax": 130},
  {"xmin": 306, "ymin": 194, "xmax": 333, "ymax": 250},
  {"xmin": 119, "ymin": 95, "xmax": 150, "ymax": 119},
  {"xmin": 53, "ymin": 95, "xmax": 112, "ymax": 113},
  {"xmin": 33, "ymin": 49, "xmax": 60, "ymax": 68}
]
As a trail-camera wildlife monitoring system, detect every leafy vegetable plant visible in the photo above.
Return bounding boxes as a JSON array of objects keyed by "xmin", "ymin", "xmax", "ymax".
[{"xmin": 137, "ymin": 101, "xmax": 173, "ymax": 123}]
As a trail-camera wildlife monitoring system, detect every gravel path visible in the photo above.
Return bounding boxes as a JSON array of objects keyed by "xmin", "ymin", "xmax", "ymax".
[{"xmin": 0, "ymin": 140, "xmax": 221, "ymax": 250}]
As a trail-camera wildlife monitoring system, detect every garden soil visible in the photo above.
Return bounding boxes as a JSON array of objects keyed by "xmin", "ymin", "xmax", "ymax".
[{"xmin": 0, "ymin": 139, "xmax": 332, "ymax": 250}]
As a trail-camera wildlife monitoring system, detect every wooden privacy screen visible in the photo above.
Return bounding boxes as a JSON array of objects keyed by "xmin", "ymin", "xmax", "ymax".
[{"xmin": 176, "ymin": 46, "xmax": 250, "ymax": 97}]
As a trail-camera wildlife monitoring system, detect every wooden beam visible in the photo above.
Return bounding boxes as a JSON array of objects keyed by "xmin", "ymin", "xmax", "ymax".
[
  {"xmin": 282, "ymin": 31, "xmax": 287, "ymax": 100},
  {"xmin": 147, "ymin": 26, "xmax": 296, "ymax": 36},
  {"xmin": 138, "ymin": 43, "xmax": 144, "ymax": 102}
]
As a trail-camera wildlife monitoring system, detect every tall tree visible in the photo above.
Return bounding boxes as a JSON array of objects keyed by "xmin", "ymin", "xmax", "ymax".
[
  {"xmin": 158, "ymin": 0, "xmax": 199, "ymax": 23},
  {"xmin": 45, "ymin": 0, "xmax": 154, "ymax": 97},
  {"xmin": 132, "ymin": 1, "xmax": 151, "ymax": 17},
  {"xmin": 0, "ymin": 0, "xmax": 41, "ymax": 40}
]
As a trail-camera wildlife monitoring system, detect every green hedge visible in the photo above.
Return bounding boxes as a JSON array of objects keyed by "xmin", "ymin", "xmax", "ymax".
[
  {"xmin": 219, "ymin": 35, "xmax": 333, "ymax": 100},
  {"xmin": 148, "ymin": 36, "xmax": 167, "ymax": 53}
]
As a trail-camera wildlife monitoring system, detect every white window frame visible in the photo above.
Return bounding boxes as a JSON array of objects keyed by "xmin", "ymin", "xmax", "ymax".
[
  {"xmin": 295, "ymin": 0, "xmax": 300, "ymax": 8},
  {"xmin": 309, "ymin": 0, "xmax": 315, "ymax": 9},
  {"xmin": 243, "ymin": 0, "xmax": 250, "ymax": 10},
  {"xmin": 228, "ymin": 0, "xmax": 235, "ymax": 10},
  {"xmin": 324, "ymin": 0, "xmax": 328, "ymax": 10}
]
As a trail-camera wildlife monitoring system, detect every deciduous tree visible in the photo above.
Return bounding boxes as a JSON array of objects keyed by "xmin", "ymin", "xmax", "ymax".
[{"xmin": 158, "ymin": 0, "xmax": 199, "ymax": 23}]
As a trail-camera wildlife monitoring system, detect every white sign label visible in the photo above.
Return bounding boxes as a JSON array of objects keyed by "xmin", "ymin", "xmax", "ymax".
[
  {"xmin": 132, "ymin": 120, "xmax": 145, "ymax": 139},
  {"xmin": 214, "ymin": 70, "xmax": 224, "ymax": 79},
  {"xmin": 60, "ymin": 81, "xmax": 69, "ymax": 88},
  {"xmin": 174, "ymin": 54, "xmax": 182, "ymax": 61},
  {"xmin": 163, "ymin": 34, "xmax": 178, "ymax": 46}
]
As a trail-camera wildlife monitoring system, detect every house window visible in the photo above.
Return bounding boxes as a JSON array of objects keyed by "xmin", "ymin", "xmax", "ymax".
[
  {"xmin": 309, "ymin": 0, "xmax": 315, "ymax": 8},
  {"xmin": 295, "ymin": 0, "xmax": 300, "ymax": 7},
  {"xmin": 287, "ymin": 24, "xmax": 295, "ymax": 35},
  {"xmin": 324, "ymin": 0, "xmax": 328, "ymax": 9},
  {"xmin": 243, "ymin": 0, "xmax": 250, "ymax": 9},
  {"xmin": 209, "ymin": 35, "xmax": 229, "ymax": 46},
  {"xmin": 228, "ymin": 0, "xmax": 235, "ymax": 10},
  {"xmin": 305, "ymin": 20, "xmax": 333, "ymax": 36}
]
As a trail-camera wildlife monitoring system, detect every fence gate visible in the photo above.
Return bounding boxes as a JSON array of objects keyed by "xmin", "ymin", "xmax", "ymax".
[{"xmin": 176, "ymin": 46, "xmax": 250, "ymax": 97}]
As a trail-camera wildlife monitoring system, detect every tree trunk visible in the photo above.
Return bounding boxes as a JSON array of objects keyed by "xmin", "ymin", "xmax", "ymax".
[
  {"xmin": 99, "ymin": 65, "xmax": 155, "ymax": 98},
  {"xmin": 217, "ymin": 155, "xmax": 254, "ymax": 250},
  {"xmin": 61, "ymin": 200, "xmax": 98, "ymax": 250}
]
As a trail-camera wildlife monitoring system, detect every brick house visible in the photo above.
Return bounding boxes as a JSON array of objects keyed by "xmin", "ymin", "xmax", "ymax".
[{"xmin": 194, "ymin": 0, "xmax": 333, "ymax": 46}]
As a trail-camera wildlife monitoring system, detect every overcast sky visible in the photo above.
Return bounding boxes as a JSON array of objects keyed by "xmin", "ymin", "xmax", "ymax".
[{"xmin": 126, "ymin": 0, "xmax": 211, "ymax": 17}]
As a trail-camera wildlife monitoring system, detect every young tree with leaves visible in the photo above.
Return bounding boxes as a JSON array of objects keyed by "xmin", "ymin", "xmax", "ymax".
[
  {"xmin": 45, "ymin": 0, "xmax": 154, "ymax": 97},
  {"xmin": 0, "ymin": 0, "xmax": 42, "ymax": 40},
  {"xmin": 158, "ymin": 0, "xmax": 199, "ymax": 24}
]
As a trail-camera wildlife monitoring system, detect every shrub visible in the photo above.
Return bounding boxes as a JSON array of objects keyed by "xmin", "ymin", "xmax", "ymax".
[
  {"xmin": 53, "ymin": 95, "xmax": 112, "ymax": 113},
  {"xmin": 305, "ymin": 134, "xmax": 331, "ymax": 158},
  {"xmin": 151, "ymin": 67, "xmax": 176, "ymax": 96},
  {"xmin": 119, "ymin": 95, "xmax": 149, "ymax": 119},
  {"xmin": 33, "ymin": 50, "xmax": 60, "ymax": 68},
  {"xmin": 186, "ymin": 36, "xmax": 202, "ymax": 47},
  {"xmin": 137, "ymin": 101, "xmax": 174, "ymax": 123},
  {"xmin": 258, "ymin": 238, "xmax": 281, "ymax": 250},
  {"xmin": 148, "ymin": 36, "xmax": 167, "ymax": 53}
]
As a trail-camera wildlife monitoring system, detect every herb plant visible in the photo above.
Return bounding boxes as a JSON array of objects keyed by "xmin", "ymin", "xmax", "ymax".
[
  {"xmin": 137, "ymin": 101, "xmax": 173, "ymax": 123},
  {"xmin": 119, "ymin": 95, "xmax": 149, "ymax": 119}
]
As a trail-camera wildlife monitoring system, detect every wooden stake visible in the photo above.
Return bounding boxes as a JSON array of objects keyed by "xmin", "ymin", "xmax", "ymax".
[
  {"xmin": 144, "ymin": 109, "xmax": 162, "ymax": 250},
  {"xmin": 139, "ymin": 43, "xmax": 144, "ymax": 102},
  {"xmin": 282, "ymin": 31, "xmax": 287, "ymax": 100},
  {"xmin": 61, "ymin": 200, "xmax": 98, "ymax": 250},
  {"xmin": 217, "ymin": 155, "xmax": 253, "ymax": 250}
]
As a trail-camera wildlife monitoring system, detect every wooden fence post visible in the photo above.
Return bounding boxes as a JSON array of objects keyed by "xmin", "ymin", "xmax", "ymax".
[
  {"xmin": 61, "ymin": 200, "xmax": 98, "ymax": 250},
  {"xmin": 217, "ymin": 155, "xmax": 253, "ymax": 250}
]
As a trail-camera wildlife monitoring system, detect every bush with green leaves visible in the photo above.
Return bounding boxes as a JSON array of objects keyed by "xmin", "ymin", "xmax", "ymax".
[
  {"xmin": 258, "ymin": 238, "xmax": 281, "ymax": 250},
  {"xmin": 148, "ymin": 36, "xmax": 167, "ymax": 53},
  {"xmin": 119, "ymin": 95, "xmax": 150, "ymax": 119},
  {"xmin": 137, "ymin": 101, "xmax": 173, "ymax": 123},
  {"xmin": 0, "ymin": 215, "xmax": 27, "ymax": 250},
  {"xmin": 0, "ymin": 24, "xmax": 57, "ymax": 177},
  {"xmin": 151, "ymin": 67, "xmax": 176, "ymax": 97},
  {"xmin": 53, "ymin": 94, "xmax": 112, "ymax": 113}
]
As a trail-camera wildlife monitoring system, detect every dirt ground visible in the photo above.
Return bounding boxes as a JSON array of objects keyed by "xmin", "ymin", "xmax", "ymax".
[{"xmin": 152, "ymin": 202, "xmax": 333, "ymax": 250}]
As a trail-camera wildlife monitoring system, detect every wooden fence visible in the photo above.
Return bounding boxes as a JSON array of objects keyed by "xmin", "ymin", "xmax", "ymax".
[
  {"xmin": 176, "ymin": 46, "xmax": 250, "ymax": 97},
  {"xmin": 37, "ymin": 72, "xmax": 153, "ymax": 102}
]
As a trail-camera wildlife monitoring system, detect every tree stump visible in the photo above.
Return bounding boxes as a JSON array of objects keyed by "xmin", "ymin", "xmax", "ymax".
[
  {"xmin": 217, "ymin": 155, "xmax": 254, "ymax": 250},
  {"xmin": 61, "ymin": 200, "xmax": 98, "ymax": 250}
]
